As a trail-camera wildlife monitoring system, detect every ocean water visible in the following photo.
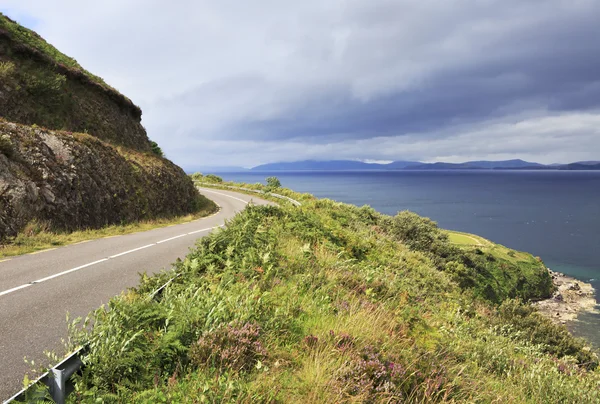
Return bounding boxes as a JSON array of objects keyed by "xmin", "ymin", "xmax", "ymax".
[{"xmin": 217, "ymin": 170, "xmax": 600, "ymax": 344}]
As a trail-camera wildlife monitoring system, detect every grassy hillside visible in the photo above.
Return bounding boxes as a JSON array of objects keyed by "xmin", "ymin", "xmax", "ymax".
[
  {"xmin": 54, "ymin": 185, "xmax": 599, "ymax": 403},
  {"xmin": 0, "ymin": 13, "xmax": 148, "ymax": 150}
]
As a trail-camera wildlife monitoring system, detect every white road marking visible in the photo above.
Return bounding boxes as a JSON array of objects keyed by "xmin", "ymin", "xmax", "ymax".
[
  {"xmin": 32, "ymin": 258, "xmax": 110, "ymax": 284},
  {"xmin": 109, "ymin": 244, "xmax": 154, "ymax": 259},
  {"xmin": 187, "ymin": 225, "xmax": 224, "ymax": 235},
  {"xmin": 156, "ymin": 234, "xmax": 187, "ymax": 244},
  {"xmin": 0, "ymin": 190, "xmax": 250, "ymax": 298},
  {"xmin": 0, "ymin": 283, "xmax": 32, "ymax": 297},
  {"xmin": 199, "ymin": 189, "xmax": 250, "ymax": 205}
]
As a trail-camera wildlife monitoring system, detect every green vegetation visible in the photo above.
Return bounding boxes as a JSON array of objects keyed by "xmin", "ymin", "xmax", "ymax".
[
  {"xmin": 447, "ymin": 231, "xmax": 489, "ymax": 246},
  {"xmin": 0, "ymin": 195, "xmax": 217, "ymax": 259},
  {"xmin": 53, "ymin": 186, "xmax": 598, "ymax": 403},
  {"xmin": 1, "ymin": 13, "xmax": 108, "ymax": 89},
  {"xmin": 149, "ymin": 140, "xmax": 164, "ymax": 157},
  {"xmin": 0, "ymin": 13, "xmax": 146, "ymax": 150},
  {"xmin": 191, "ymin": 172, "xmax": 224, "ymax": 183},
  {"xmin": 266, "ymin": 176, "xmax": 282, "ymax": 191}
]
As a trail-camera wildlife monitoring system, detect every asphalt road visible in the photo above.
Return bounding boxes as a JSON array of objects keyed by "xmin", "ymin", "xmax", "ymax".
[{"xmin": 0, "ymin": 188, "xmax": 270, "ymax": 401}]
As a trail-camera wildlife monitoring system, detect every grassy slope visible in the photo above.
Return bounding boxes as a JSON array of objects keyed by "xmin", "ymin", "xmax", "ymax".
[
  {"xmin": 0, "ymin": 13, "xmax": 131, "ymax": 104},
  {"xmin": 52, "ymin": 185, "xmax": 599, "ymax": 403}
]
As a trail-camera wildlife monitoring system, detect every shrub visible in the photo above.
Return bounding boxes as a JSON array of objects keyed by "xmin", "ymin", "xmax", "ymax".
[
  {"xmin": 266, "ymin": 176, "xmax": 281, "ymax": 190},
  {"xmin": 495, "ymin": 299, "xmax": 598, "ymax": 369},
  {"xmin": 190, "ymin": 172, "xmax": 203, "ymax": 181},
  {"xmin": 23, "ymin": 71, "xmax": 66, "ymax": 96},
  {"xmin": 0, "ymin": 61, "xmax": 16, "ymax": 79},
  {"xmin": 149, "ymin": 140, "xmax": 164, "ymax": 157},
  {"xmin": 188, "ymin": 322, "xmax": 267, "ymax": 373},
  {"xmin": 204, "ymin": 174, "xmax": 223, "ymax": 183}
]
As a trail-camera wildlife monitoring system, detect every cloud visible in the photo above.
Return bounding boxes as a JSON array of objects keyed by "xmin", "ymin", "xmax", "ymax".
[{"xmin": 4, "ymin": 0, "xmax": 600, "ymax": 167}]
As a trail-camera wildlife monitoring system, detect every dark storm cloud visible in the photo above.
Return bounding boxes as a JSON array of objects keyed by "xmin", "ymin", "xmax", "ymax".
[{"xmin": 5, "ymin": 0, "xmax": 600, "ymax": 166}]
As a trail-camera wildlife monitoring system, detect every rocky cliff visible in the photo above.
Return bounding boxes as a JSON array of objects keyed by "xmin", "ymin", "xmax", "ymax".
[
  {"xmin": 0, "ymin": 14, "xmax": 202, "ymax": 242},
  {"xmin": 0, "ymin": 121, "xmax": 200, "ymax": 241}
]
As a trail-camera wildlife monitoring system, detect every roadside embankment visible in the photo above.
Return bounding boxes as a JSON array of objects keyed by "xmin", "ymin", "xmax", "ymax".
[{"xmin": 0, "ymin": 121, "xmax": 204, "ymax": 243}]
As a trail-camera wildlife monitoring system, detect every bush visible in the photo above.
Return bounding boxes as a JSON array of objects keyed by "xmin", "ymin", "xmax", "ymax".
[
  {"xmin": 149, "ymin": 140, "xmax": 164, "ymax": 157},
  {"xmin": 204, "ymin": 174, "xmax": 223, "ymax": 183},
  {"xmin": 190, "ymin": 172, "xmax": 203, "ymax": 181},
  {"xmin": 495, "ymin": 299, "xmax": 598, "ymax": 369},
  {"xmin": 0, "ymin": 61, "xmax": 16, "ymax": 80},
  {"xmin": 188, "ymin": 322, "xmax": 267, "ymax": 373},
  {"xmin": 382, "ymin": 211, "xmax": 553, "ymax": 303},
  {"xmin": 266, "ymin": 176, "xmax": 281, "ymax": 190},
  {"xmin": 23, "ymin": 71, "xmax": 66, "ymax": 96}
]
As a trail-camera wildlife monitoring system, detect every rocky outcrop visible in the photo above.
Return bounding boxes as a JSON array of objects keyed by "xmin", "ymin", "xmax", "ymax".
[
  {"xmin": 0, "ymin": 121, "xmax": 199, "ymax": 241},
  {"xmin": 534, "ymin": 269, "xmax": 597, "ymax": 324},
  {"xmin": 0, "ymin": 14, "xmax": 204, "ymax": 242}
]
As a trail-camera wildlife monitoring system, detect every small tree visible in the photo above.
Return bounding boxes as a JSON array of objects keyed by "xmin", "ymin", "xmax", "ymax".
[
  {"xmin": 149, "ymin": 140, "xmax": 164, "ymax": 157},
  {"xmin": 266, "ymin": 176, "xmax": 281, "ymax": 190},
  {"xmin": 190, "ymin": 172, "xmax": 203, "ymax": 181},
  {"xmin": 205, "ymin": 174, "xmax": 223, "ymax": 183}
]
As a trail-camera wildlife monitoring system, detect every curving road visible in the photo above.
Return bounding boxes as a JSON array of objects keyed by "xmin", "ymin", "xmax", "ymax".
[{"xmin": 0, "ymin": 188, "xmax": 270, "ymax": 401}]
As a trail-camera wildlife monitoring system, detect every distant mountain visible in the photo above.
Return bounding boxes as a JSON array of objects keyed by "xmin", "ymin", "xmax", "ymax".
[
  {"xmin": 465, "ymin": 159, "xmax": 545, "ymax": 169},
  {"xmin": 560, "ymin": 162, "xmax": 600, "ymax": 170},
  {"xmin": 185, "ymin": 166, "xmax": 249, "ymax": 174},
  {"xmin": 251, "ymin": 160, "xmax": 392, "ymax": 171},
  {"xmin": 250, "ymin": 159, "xmax": 600, "ymax": 171},
  {"xmin": 406, "ymin": 159, "xmax": 546, "ymax": 170},
  {"xmin": 404, "ymin": 162, "xmax": 478, "ymax": 170},
  {"xmin": 384, "ymin": 160, "xmax": 424, "ymax": 169}
]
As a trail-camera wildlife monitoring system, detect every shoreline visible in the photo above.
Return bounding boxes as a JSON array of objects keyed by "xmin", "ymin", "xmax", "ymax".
[{"xmin": 534, "ymin": 268, "xmax": 597, "ymax": 324}]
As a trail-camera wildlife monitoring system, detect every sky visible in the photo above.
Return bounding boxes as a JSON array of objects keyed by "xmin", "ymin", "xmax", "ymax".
[{"xmin": 2, "ymin": 0, "xmax": 600, "ymax": 168}]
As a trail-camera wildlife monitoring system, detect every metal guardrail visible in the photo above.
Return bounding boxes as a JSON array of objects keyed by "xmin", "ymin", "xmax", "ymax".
[
  {"xmin": 196, "ymin": 183, "xmax": 302, "ymax": 207},
  {"xmin": 5, "ymin": 185, "xmax": 294, "ymax": 403},
  {"xmin": 4, "ymin": 273, "xmax": 178, "ymax": 404},
  {"xmin": 4, "ymin": 347, "xmax": 84, "ymax": 404}
]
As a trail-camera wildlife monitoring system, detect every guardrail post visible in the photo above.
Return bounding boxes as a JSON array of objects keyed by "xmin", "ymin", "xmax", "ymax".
[
  {"xmin": 47, "ymin": 368, "xmax": 66, "ymax": 404},
  {"xmin": 45, "ymin": 354, "xmax": 83, "ymax": 404}
]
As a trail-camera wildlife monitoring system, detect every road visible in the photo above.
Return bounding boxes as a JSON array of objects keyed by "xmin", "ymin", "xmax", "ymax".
[{"xmin": 0, "ymin": 188, "xmax": 270, "ymax": 401}]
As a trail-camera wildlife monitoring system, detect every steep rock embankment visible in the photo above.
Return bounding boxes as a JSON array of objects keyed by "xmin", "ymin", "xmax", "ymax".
[
  {"xmin": 0, "ymin": 14, "xmax": 203, "ymax": 242},
  {"xmin": 0, "ymin": 121, "xmax": 199, "ymax": 241},
  {"xmin": 0, "ymin": 13, "xmax": 148, "ymax": 151}
]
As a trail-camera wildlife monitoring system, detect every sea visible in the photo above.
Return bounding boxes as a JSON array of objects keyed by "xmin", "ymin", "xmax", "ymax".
[{"xmin": 216, "ymin": 170, "xmax": 600, "ymax": 346}]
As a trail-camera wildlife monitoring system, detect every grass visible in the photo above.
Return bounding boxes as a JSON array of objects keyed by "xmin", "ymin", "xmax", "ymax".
[
  {"xmin": 39, "ymin": 185, "xmax": 598, "ymax": 403},
  {"xmin": 1, "ymin": 12, "xmax": 110, "ymax": 90},
  {"xmin": 447, "ymin": 230, "xmax": 540, "ymax": 265},
  {"xmin": 446, "ymin": 230, "xmax": 489, "ymax": 246},
  {"xmin": 0, "ymin": 197, "xmax": 217, "ymax": 259}
]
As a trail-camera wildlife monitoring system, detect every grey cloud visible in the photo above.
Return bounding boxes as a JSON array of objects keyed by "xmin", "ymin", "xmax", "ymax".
[{"xmin": 4, "ymin": 0, "xmax": 600, "ymax": 166}]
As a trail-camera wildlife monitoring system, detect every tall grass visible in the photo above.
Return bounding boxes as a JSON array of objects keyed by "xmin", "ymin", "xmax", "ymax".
[{"xmin": 54, "ymin": 190, "xmax": 599, "ymax": 403}]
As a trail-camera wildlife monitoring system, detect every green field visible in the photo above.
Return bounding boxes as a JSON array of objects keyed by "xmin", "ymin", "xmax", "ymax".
[{"xmin": 447, "ymin": 230, "xmax": 489, "ymax": 246}]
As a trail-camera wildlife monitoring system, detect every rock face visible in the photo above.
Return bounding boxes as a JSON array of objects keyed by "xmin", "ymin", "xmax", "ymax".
[
  {"xmin": 0, "ymin": 121, "xmax": 199, "ymax": 241},
  {"xmin": 0, "ymin": 13, "xmax": 202, "ymax": 242},
  {"xmin": 534, "ymin": 269, "xmax": 597, "ymax": 324}
]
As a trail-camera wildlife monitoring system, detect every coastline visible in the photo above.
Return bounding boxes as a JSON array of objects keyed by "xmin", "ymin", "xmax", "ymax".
[{"xmin": 534, "ymin": 268, "xmax": 598, "ymax": 324}]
